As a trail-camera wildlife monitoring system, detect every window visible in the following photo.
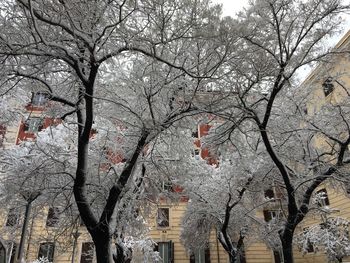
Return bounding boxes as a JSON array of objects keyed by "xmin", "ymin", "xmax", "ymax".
[
  {"xmin": 46, "ymin": 207, "xmax": 59, "ymax": 227},
  {"xmin": 0, "ymin": 242, "xmax": 5, "ymax": 263},
  {"xmin": 192, "ymin": 129, "xmax": 199, "ymax": 138},
  {"xmin": 316, "ymin": 188, "xmax": 330, "ymax": 207},
  {"xmin": 263, "ymin": 210, "xmax": 281, "ymax": 222},
  {"xmin": 302, "ymin": 228, "xmax": 314, "ymax": 253},
  {"xmin": 6, "ymin": 208, "xmax": 19, "ymax": 226},
  {"xmin": 155, "ymin": 241, "xmax": 173, "ymax": 263},
  {"xmin": 190, "ymin": 248, "xmax": 210, "ymax": 263},
  {"xmin": 80, "ymin": 242, "xmax": 94, "ymax": 263},
  {"xmin": 305, "ymin": 238, "xmax": 314, "ymax": 253},
  {"xmin": 322, "ymin": 77, "xmax": 334, "ymax": 97},
  {"xmin": 273, "ymin": 249, "xmax": 283, "ymax": 263},
  {"xmin": 24, "ymin": 117, "xmax": 43, "ymax": 133},
  {"xmin": 38, "ymin": 242, "xmax": 55, "ymax": 262},
  {"xmin": 0, "ymin": 124, "xmax": 6, "ymax": 147},
  {"xmin": 162, "ymin": 181, "xmax": 173, "ymax": 192},
  {"xmin": 264, "ymin": 189, "xmax": 275, "ymax": 199},
  {"xmin": 31, "ymin": 92, "xmax": 49, "ymax": 106},
  {"xmin": 9, "ymin": 242, "xmax": 17, "ymax": 263},
  {"xmin": 157, "ymin": 208, "xmax": 169, "ymax": 227},
  {"xmin": 192, "ymin": 149, "xmax": 200, "ymax": 159}
]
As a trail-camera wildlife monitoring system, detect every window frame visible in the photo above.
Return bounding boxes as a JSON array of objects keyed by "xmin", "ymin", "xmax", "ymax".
[
  {"xmin": 273, "ymin": 249, "xmax": 284, "ymax": 263},
  {"xmin": 157, "ymin": 207, "xmax": 170, "ymax": 228},
  {"xmin": 38, "ymin": 242, "xmax": 55, "ymax": 262},
  {"xmin": 80, "ymin": 242, "xmax": 94, "ymax": 263},
  {"xmin": 24, "ymin": 117, "xmax": 44, "ymax": 133},
  {"xmin": 155, "ymin": 241, "xmax": 173, "ymax": 263},
  {"xmin": 316, "ymin": 188, "xmax": 330, "ymax": 207},
  {"xmin": 263, "ymin": 209, "xmax": 281, "ymax": 222},
  {"xmin": 31, "ymin": 92, "xmax": 49, "ymax": 106},
  {"xmin": 6, "ymin": 208, "xmax": 19, "ymax": 227},
  {"xmin": 190, "ymin": 247, "xmax": 210, "ymax": 263}
]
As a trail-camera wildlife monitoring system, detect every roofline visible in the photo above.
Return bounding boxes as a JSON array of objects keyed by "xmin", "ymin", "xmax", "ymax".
[
  {"xmin": 335, "ymin": 29, "xmax": 350, "ymax": 49},
  {"xmin": 300, "ymin": 29, "xmax": 350, "ymax": 85}
]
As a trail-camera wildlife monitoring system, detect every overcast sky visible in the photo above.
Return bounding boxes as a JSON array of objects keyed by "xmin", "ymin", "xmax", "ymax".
[
  {"xmin": 214, "ymin": 0, "xmax": 249, "ymax": 17},
  {"xmin": 213, "ymin": 0, "xmax": 350, "ymax": 81},
  {"xmin": 214, "ymin": 0, "xmax": 350, "ymax": 46}
]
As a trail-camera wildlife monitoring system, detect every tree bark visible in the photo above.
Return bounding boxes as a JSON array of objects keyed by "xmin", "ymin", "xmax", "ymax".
[
  {"xmin": 228, "ymin": 252, "xmax": 237, "ymax": 263},
  {"xmin": 280, "ymin": 227, "xmax": 295, "ymax": 263},
  {"xmin": 93, "ymin": 233, "xmax": 114, "ymax": 263}
]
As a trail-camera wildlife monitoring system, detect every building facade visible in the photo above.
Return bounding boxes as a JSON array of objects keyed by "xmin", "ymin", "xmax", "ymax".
[{"xmin": 1, "ymin": 30, "xmax": 350, "ymax": 263}]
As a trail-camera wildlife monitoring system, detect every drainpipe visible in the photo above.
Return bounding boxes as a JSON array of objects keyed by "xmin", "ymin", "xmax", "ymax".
[
  {"xmin": 25, "ymin": 211, "xmax": 36, "ymax": 260},
  {"xmin": 215, "ymin": 229, "xmax": 221, "ymax": 263},
  {"xmin": 17, "ymin": 191, "xmax": 40, "ymax": 263}
]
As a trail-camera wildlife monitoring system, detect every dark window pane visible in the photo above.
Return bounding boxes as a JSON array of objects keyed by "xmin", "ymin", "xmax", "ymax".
[
  {"xmin": 205, "ymin": 248, "xmax": 210, "ymax": 263},
  {"xmin": 38, "ymin": 242, "xmax": 55, "ymax": 262},
  {"xmin": 273, "ymin": 250, "xmax": 282, "ymax": 263},
  {"xmin": 263, "ymin": 210, "xmax": 272, "ymax": 222},
  {"xmin": 0, "ymin": 124, "xmax": 6, "ymax": 147},
  {"xmin": 80, "ymin": 242, "xmax": 94, "ymax": 263},
  {"xmin": 24, "ymin": 118, "xmax": 43, "ymax": 133},
  {"xmin": 32, "ymin": 92, "xmax": 49, "ymax": 106},
  {"xmin": 46, "ymin": 207, "xmax": 60, "ymax": 227},
  {"xmin": 162, "ymin": 181, "xmax": 173, "ymax": 192},
  {"xmin": 190, "ymin": 248, "xmax": 210, "ymax": 263},
  {"xmin": 157, "ymin": 242, "xmax": 173, "ymax": 263},
  {"xmin": 322, "ymin": 78, "xmax": 334, "ymax": 97},
  {"xmin": 306, "ymin": 239, "xmax": 314, "ymax": 253},
  {"xmin": 157, "ymin": 208, "xmax": 169, "ymax": 227},
  {"xmin": 264, "ymin": 189, "xmax": 275, "ymax": 199},
  {"xmin": 0, "ymin": 242, "xmax": 5, "ymax": 263}
]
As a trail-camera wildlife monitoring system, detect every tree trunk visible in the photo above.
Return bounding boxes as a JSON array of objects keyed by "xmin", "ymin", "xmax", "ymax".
[
  {"xmin": 93, "ymin": 234, "xmax": 114, "ymax": 263},
  {"xmin": 280, "ymin": 228, "xmax": 295, "ymax": 263},
  {"xmin": 228, "ymin": 253, "xmax": 237, "ymax": 263}
]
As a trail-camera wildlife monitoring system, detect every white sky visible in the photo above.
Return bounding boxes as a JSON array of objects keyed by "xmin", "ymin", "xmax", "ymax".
[
  {"xmin": 213, "ymin": 0, "xmax": 350, "ymax": 81},
  {"xmin": 214, "ymin": 0, "xmax": 249, "ymax": 17},
  {"xmin": 214, "ymin": 0, "xmax": 350, "ymax": 46}
]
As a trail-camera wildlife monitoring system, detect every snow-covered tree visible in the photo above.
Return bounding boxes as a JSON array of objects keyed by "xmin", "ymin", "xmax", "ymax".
[
  {"xmin": 296, "ymin": 217, "xmax": 350, "ymax": 262},
  {"xmin": 0, "ymin": 1, "xmax": 233, "ymax": 262},
  {"xmin": 190, "ymin": 0, "xmax": 350, "ymax": 262},
  {"xmin": 177, "ymin": 116, "xmax": 280, "ymax": 263}
]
